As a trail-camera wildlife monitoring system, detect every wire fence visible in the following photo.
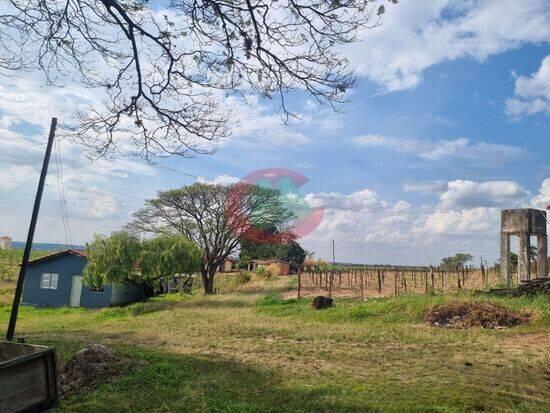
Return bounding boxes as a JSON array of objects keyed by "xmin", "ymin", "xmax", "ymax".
[{"xmin": 295, "ymin": 264, "xmax": 530, "ymax": 300}]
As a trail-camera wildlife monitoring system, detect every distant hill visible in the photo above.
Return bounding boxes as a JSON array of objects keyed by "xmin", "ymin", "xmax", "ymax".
[{"xmin": 11, "ymin": 241, "xmax": 85, "ymax": 251}]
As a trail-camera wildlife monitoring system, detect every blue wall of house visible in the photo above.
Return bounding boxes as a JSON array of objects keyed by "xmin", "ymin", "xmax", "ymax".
[
  {"xmin": 21, "ymin": 253, "xmax": 142, "ymax": 308},
  {"xmin": 22, "ymin": 254, "xmax": 88, "ymax": 307},
  {"xmin": 80, "ymin": 284, "xmax": 113, "ymax": 308}
]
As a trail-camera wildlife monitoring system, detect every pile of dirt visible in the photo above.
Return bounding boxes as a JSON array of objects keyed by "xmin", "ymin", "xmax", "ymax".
[
  {"xmin": 426, "ymin": 301, "xmax": 531, "ymax": 329},
  {"xmin": 58, "ymin": 344, "xmax": 132, "ymax": 398}
]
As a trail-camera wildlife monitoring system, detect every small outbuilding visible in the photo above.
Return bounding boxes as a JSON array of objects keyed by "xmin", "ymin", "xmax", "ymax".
[
  {"xmin": 218, "ymin": 257, "xmax": 238, "ymax": 273},
  {"xmin": 0, "ymin": 236, "xmax": 12, "ymax": 250},
  {"xmin": 248, "ymin": 259, "xmax": 291, "ymax": 275},
  {"xmin": 22, "ymin": 250, "xmax": 144, "ymax": 308}
]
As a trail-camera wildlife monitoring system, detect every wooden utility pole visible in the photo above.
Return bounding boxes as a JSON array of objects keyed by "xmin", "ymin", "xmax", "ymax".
[
  {"xmin": 360, "ymin": 271, "xmax": 364, "ymax": 300},
  {"xmin": 6, "ymin": 118, "xmax": 57, "ymax": 341}
]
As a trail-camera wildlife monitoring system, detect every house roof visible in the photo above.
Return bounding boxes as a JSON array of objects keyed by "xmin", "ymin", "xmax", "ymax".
[
  {"xmin": 249, "ymin": 259, "xmax": 290, "ymax": 265},
  {"xmin": 27, "ymin": 249, "xmax": 87, "ymax": 266}
]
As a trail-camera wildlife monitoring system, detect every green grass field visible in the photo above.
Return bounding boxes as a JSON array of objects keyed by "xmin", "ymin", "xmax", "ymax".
[{"xmin": 1, "ymin": 276, "xmax": 549, "ymax": 412}]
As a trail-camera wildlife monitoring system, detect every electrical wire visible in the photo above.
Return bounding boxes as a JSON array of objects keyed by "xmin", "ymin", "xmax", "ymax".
[
  {"xmin": 0, "ymin": 189, "xmax": 35, "ymax": 212},
  {"xmin": 54, "ymin": 140, "xmax": 73, "ymax": 246},
  {"xmin": 0, "ymin": 177, "xmax": 35, "ymax": 202},
  {"xmin": 0, "ymin": 141, "xmax": 46, "ymax": 152}
]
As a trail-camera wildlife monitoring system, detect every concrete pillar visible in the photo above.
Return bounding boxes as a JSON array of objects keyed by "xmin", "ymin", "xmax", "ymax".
[
  {"xmin": 500, "ymin": 233, "xmax": 511, "ymax": 285},
  {"xmin": 537, "ymin": 235, "xmax": 548, "ymax": 278},
  {"xmin": 518, "ymin": 233, "xmax": 531, "ymax": 281}
]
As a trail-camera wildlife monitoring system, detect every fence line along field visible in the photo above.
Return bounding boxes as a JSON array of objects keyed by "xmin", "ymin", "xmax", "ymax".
[{"xmin": 294, "ymin": 263, "xmax": 508, "ymax": 300}]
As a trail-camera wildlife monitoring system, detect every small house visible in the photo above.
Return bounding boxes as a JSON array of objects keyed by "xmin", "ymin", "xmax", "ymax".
[
  {"xmin": 248, "ymin": 259, "xmax": 290, "ymax": 275},
  {"xmin": 218, "ymin": 257, "xmax": 238, "ymax": 273},
  {"xmin": 22, "ymin": 250, "xmax": 144, "ymax": 308},
  {"xmin": 0, "ymin": 236, "xmax": 12, "ymax": 250}
]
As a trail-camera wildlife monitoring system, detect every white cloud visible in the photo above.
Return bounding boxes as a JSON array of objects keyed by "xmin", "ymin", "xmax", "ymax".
[
  {"xmin": 424, "ymin": 207, "xmax": 499, "ymax": 234},
  {"xmin": 300, "ymin": 188, "xmax": 498, "ymax": 264},
  {"xmin": 299, "ymin": 178, "xmax": 539, "ymax": 264},
  {"xmin": 438, "ymin": 180, "xmax": 529, "ymax": 209},
  {"xmin": 353, "ymin": 134, "xmax": 524, "ymax": 165},
  {"xmin": 198, "ymin": 174, "xmax": 240, "ymax": 186},
  {"xmin": 347, "ymin": 0, "xmax": 550, "ymax": 92},
  {"xmin": 505, "ymin": 55, "xmax": 550, "ymax": 118},
  {"xmin": 304, "ymin": 189, "xmax": 386, "ymax": 211},
  {"xmin": 0, "ymin": 113, "xmax": 155, "ymax": 243},
  {"xmin": 229, "ymin": 96, "xmax": 310, "ymax": 146},
  {"xmin": 532, "ymin": 178, "xmax": 550, "ymax": 209},
  {"xmin": 70, "ymin": 189, "xmax": 122, "ymax": 220},
  {"xmin": 404, "ymin": 180, "xmax": 448, "ymax": 194}
]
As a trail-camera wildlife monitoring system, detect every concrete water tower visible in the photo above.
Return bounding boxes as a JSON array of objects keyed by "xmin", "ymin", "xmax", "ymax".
[{"xmin": 500, "ymin": 208, "xmax": 547, "ymax": 285}]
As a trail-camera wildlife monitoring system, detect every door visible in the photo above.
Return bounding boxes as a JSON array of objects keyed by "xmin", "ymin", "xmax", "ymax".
[{"xmin": 70, "ymin": 275, "xmax": 83, "ymax": 307}]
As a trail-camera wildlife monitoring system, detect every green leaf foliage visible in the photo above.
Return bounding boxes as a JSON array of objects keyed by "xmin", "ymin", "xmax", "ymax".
[
  {"xmin": 84, "ymin": 232, "xmax": 141, "ymax": 287},
  {"xmin": 140, "ymin": 235, "xmax": 201, "ymax": 280},
  {"xmin": 83, "ymin": 232, "xmax": 200, "ymax": 289}
]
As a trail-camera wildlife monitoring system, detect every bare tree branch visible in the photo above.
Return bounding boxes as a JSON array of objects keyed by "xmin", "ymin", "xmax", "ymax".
[{"xmin": 0, "ymin": 0, "xmax": 388, "ymax": 160}]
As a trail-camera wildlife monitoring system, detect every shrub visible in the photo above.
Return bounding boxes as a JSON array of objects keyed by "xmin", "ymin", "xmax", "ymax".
[
  {"xmin": 265, "ymin": 263, "xmax": 281, "ymax": 276},
  {"xmin": 234, "ymin": 271, "xmax": 252, "ymax": 285},
  {"xmin": 255, "ymin": 266, "xmax": 274, "ymax": 280}
]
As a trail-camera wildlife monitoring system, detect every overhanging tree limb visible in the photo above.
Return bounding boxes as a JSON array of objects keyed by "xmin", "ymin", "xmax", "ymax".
[{"xmin": 0, "ymin": 0, "xmax": 390, "ymax": 160}]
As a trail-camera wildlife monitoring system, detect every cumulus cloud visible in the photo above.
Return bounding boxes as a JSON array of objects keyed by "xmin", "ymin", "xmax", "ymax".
[
  {"xmin": 300, "ymin": 187, "xmax": 498, "ymax": 264},
  {"xmin": 230, "ymin": 95, "xmax": 310, "ymax": 146},
  {"xmin": 424, "ymin": 207, "xmax": 499, "ymax": 234},
  {"xmin": 353, "ymin": 135, "xmax": 525, "ymax": 165},
  {"xmin": 532, "ymin": 178, "xmax": 550, "ymax": 209},
  {"xmin": 505, "ymin": 55, "xmax": 550, "ymax": 118},
  {"xmin": 438, "ymin": 180, "xmax": 529, "ymax": 209},
  {"xmin": 304, "ymin": 189, "xmax": 387, "ymax": 211},
  {"xmin": 347, "ymin": 0, "xmax": 550, "ymax": 92},
  {"xmin": 0, "ymin": 114, "xmax": 155, "ymax": 243},
  {"xmin": 198, "ymin": 174, "xmax": 240, "ymax": 186}
]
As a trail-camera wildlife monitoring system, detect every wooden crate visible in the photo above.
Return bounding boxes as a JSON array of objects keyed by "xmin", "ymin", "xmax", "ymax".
[{"xmin": 0, "ymin": 342, "xmax": 57, "ymax": 413}]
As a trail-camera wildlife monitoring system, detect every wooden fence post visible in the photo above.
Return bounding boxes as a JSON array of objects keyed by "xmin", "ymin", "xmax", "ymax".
[
  {"xmin": 424, "ymin": 271, "xmax": 428, "ymax": 294},
  {"xmin": 298, "ymin": 270, "xmax": 301, "ymax": 299}
]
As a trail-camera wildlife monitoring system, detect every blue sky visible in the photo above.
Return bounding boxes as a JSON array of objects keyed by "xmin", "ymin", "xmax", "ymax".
[{"xmin": 0, "ymin": 0, "xmax": 548, "ymax": 265}]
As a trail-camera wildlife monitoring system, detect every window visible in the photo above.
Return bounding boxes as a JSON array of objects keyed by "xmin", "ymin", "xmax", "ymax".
[
  {"xmin": 40, "ymin": 273, "xmax": 59, "ymax": 289},
  {"xmin": 89, "ymin": 285, "xmax": 104, "ymax": 293}
]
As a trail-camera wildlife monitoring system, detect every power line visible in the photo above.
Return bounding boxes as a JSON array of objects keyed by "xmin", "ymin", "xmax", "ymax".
[
  {"xmin": 0, "ymin": 189, "xmax": 35, "ymax": 212},
  {"xmin": 154, "ymin": 164, "xmax": 200, "ymax": 180},
  {"xmin": 0, "ymin": 177, "xmax": 35, "ymax": 202},
  {"xmin": 54, "ymin": 140, "xmax": 73, "ymax": 246},
  {"xmin": 0, "ymin": 142, "xmax": 46, "ymax": 153}
]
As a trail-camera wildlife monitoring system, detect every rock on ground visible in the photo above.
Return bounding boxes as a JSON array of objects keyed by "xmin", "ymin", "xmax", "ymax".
[{"xmin": 312, "ymin": 295, "xmax": 333, "ymax": 310}]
